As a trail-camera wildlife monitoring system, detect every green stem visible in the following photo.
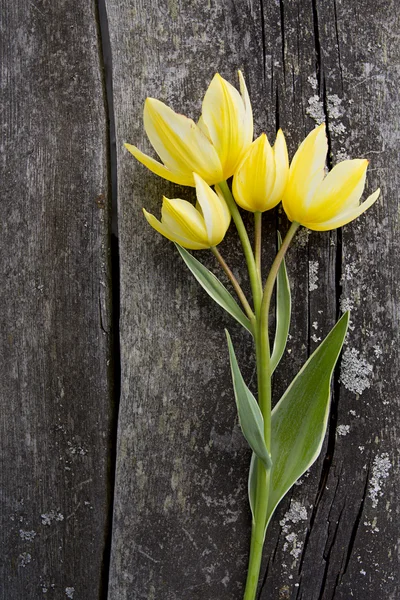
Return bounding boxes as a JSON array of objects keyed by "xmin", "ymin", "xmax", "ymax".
[
  {"xmin": 254, "ymin": 212, "xmax": 262, "ymax": 289},
  {"xmin": 217, "ymin": 181, "xmax": 262, "ymax": 315},
  {"xmin": 243, "ymin": 458, "xmax": 269, "ymax": 600},
  {"xmin": 260, "ymin": 221, "xmax": 300, "ymax": 337},
  {"xmin": 211, "ymin": 246, "xmax": 255, "ymax": 322},
  {"xmin": 242, "ymin": 221, "xmax": 300, "ymax": 600},
  {"xmin": 258, "ymin": 221, "xmax": 299, "ymax": 446}
]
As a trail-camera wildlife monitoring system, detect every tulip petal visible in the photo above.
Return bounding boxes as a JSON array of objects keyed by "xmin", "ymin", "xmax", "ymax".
[
  {"xmin": 238, "ymin": 70, "xmax": 254, "ymax": 147},
  {"xmin": 233, "ymin": 134, "xmax": 277, "ymax": 212},
  {"xmin": 201, "ymin": 73, "xmax": 250, "ymax": 179},
  {"xmin": 144, "ymin": 98, "xmax": 223, "ymax": 185},
  {"xmin": 194, "ymin": 174, "xmax": 230, "ymax": 246},
  {"xmin": 303, "ymin": 188, "xmax": 380, "ymax": 231},
  {"xmin": 283, "ymin": 124, "xmax": 327, "ymax": 219},
  {"xmin": 307, "ymin": 159, "xmax": 369, "ymax": 222},
  {"xmin": 143, "ymin": 209, "xmax": 209, "ymax": 249},
  {"xmin": 197, "ymin": 115, "xmax": 213, "ymax": 141},
  {"xmin": 161, "ymin": 197, "xmax": 209, "ymax": 243},
  {"xmin": 125, "ymin": 143, "xmax": 193, "ymax": 186},
  {"xmin": 271, "ymin": 129, "xmax": 289, "ymax": 204}
]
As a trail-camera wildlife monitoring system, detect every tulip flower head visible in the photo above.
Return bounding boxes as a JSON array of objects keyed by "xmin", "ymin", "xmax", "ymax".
[
  {"xmin": 143, "ymin": 173, "xmax": 231, "ymax": 250},
  {"xmin": 125, "ymin": 71, "xmax": 253, "ymax": 187},
  {"xmin": 282, "ymin": 124, "xmax": 380, "ymax": 231},
  {"xmin": 232, "ymin": 130, "xmax": 289, "ymax": 212}
]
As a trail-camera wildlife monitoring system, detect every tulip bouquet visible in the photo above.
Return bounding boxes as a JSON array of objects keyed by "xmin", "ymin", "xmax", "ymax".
[{"xmin": 126, "ymin": 72, "xmax": 379, "ymax": 599}]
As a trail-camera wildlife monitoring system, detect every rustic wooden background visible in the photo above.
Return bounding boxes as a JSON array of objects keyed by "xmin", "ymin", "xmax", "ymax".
[{"xmin": 1, "ymin": 0, "xmax": 398, "ymax": 599}]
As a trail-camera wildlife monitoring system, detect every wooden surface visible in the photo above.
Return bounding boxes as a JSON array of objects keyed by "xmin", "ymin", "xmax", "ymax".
[
  {"xmin": 1, "ymin": 0, "xmax": 399, "ymax": 598},
  {"xmin": 0, "ymin": 1, "xmax": 113, "ymax": 598}
]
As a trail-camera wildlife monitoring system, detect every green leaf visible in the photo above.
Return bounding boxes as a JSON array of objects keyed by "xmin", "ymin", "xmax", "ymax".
[
  {"xmin": 226, "ymin": 330, "xmax": 272, "ymax": 471},
  {"xmin": 270, "ymin": 232, "xmax": 291, "ymax": 374},
  {"xmin": 265, "ymin": 311, "xmax": 349, "ymax": 527},
  {"xmin": 248, "ymin": 452, "xmax": 257, "ymax": 522},
  {"xmin": 175, "ymin": 244, "xmax": 252, "ymax": 334}
]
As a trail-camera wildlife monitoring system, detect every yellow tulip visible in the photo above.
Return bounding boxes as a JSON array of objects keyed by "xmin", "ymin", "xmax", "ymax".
[
  {"xmin": 232, "ymin": 130, "xmax": 289, "ymax": 212},
  {"xmin": 125, "ymin": 71, "xmax": 253, "ymax": 187},
  {"xmin": 143, "ymin": 173, "xmax": 231, "ymax": 249},
  {"xmin": 282, "ymin": 124, "xmax": 380, "ymax": 230}
]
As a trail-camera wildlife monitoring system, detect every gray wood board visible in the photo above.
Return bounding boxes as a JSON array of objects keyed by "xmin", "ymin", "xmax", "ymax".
[
  {"xmin": 112, "ymin": 0, "xmax": 397, "ymax": 598},
  {"xmin": 0, "ymin": 1, "xmax": 113, "ymax": 598}
]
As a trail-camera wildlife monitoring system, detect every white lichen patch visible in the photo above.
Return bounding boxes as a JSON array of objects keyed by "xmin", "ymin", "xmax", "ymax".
[
  {"xmin": 41, "ymin": 582, "xmax": 55, "ymax": 594},
  {"xmin": 337, "ymin": 424, "xmax": 350, "ymax": 436},
  {"xmin": 336, "ymin": 148, "xmax": 351, "ymax": 161},
  {"xmin": 311, "ymin": 334, "xmax": 321, "ymax": 343},
  {"xmin": 340, "ymin": 295, "xmax": 354, "ymax": 313},
  {"xmin": 67, "ymin": 440, "xmax": 88, "ymax": 456},
  {"xmin": 280, "ymin": 502, "xmax": 308, "ymax": 533},
  {"xmin": 296, "ymin": 228, "xmax": 312, "ymax": 248},
  {"xmin": 368, "ymin": 453, "xmax": 391, "ymax": 508},
  {"xmin": 327, "ymin": 94, "xmax": 344, "ymax": 120},
  {"xmin": 306, "ymin": 95, "xmax": 325, "ymax": 124},
  {"xmin": 18, "ymin": 552, "xmax": 31, "ymax": 567},
  {"xmin": 309, "ymin": 261, "xmax": 319, "ymax": 291},
  {"xmin": 364, "ymin": 518, "xmax": 380, "ymax": 534},
  {"xmin": 41, "ymin": 511, "xmax": 64, "ymax": 526},
  {"xmin": 330, "ymin": 122, "xmax": 347, "ymax": 136},
  {"xmin": 340, "ymin": 348, "xmax": 373, "ymax": 395},
  {"xmin": 373, "ymin": 344, "xmax": 383, "ymax": 358},
  {"xmin": 340, "ymin": 261, "xmax": 358, "ymax": 283},
  {"xmin": 294, "ymin": 470, "xmax": 311, "ymax": 486},
  {"xmin": 307, "ymin": 75, "xmax": 318, "ymax": 90},
  {"xmin": 306, "ymin": 91, "xmax": 347, "ymax": 141},
  {"xmin": 221, "ymin": 572, "xmax": 230, "ymax": 587},
  {"xmin": 65, "ymin": 588, "xmax": 75, "ymax": 599},
  {"xmin": 283, "ymin": 532, "xmax": 304, "ymax": 559},
  {"xmin": 19, "ymin": 529, "xmax": 36, "ymax": 542},
  {"xmin": 280, "ymin": 502, "xmax": 308, "ymax": 565},
  {"xmin": 312, "ymin": 321, "xmax": 318, "ymax": 330}
]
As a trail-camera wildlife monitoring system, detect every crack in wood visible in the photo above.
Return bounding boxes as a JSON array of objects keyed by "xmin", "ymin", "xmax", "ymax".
[
  {"xmin": 332, "ymin": 0, "xmax": 344, "ymax": 93},
  {"xmin": 340, "ymin": 464, "xmax": 371, "ymax": 581},
  {"xmin": 316, "ymin": 500, "xmax": 346, "ymax": 599},
  {"xmin": 311, "ymin": 0, "xmax": 322, "ymax": 88},
  {"xmin": 279, "ymin": 0, "xmax": 286, "ymax": 81},
  {"xmin": 259, "ymin": 0, "xmax": 267, "ymax": 82},
  {"xmin": 95, "ymin": 0, "xmax": 121, "ymax": 597}
]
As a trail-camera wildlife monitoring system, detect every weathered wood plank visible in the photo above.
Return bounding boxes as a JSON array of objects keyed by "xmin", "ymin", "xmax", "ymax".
[
  {"xmin": 0, "ymin": 1, "xmax": 113, "ymax": 598},
  {"xmin": 279, "ymin": 2, "xmax": 400, "ymax": 598},
  {"xmin": 107, "ymin": 0, "xmax": 399, "ymax": 598}
]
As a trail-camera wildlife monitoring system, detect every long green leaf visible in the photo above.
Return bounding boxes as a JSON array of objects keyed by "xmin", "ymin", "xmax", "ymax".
[
  {"xmin": 226, "ymin": 331, "xmax": 272, "ymax": 471},
  {"xmin": 175, "ymin": 244, "xmax": 252, "ymax": 334},
  {"xmin": 264, "ymin": 311, "xmax": 349, "ymax": 526},
  {"xmin": 270, "ymin": 232, "xmax": 291, "ymax": 374}
]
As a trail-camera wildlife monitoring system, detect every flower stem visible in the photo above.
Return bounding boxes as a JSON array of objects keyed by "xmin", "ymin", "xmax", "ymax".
[
  {"xmin": 254, "ymin": 212, "xmax": 262, "ymax": 288},
  {"xmin": 217, "ymin": 181, "xmax": 262, "ymax": 315},
  {"xmin": 260, "ymin": 221, "xmax": 300, "ymax": 333},
  {"xmin": 242, "ymin": 221, "xmax": 300, "ymax": 600},
  {"xmin": 243, "ymin": 466, "xmax": 269, "ymax": 600},
  {"xmin": 211, "ymin": 246, "xmax": 255, "ymax": 322}
]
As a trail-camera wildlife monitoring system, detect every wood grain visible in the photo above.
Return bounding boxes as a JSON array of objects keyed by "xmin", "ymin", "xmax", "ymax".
[
  {"xmin": 107, "ymin": 0, "xmax": 399, "ymax": 598},
  {"xmin": 0, "ymin": 1, "xmax": 113, "ymax": 598},
  {"xmin": 106, "ymin": 0, "xmax": 399, "ymax": 598},
  {"xmin": 2, "ymin": 0, "xmax": 398, "ymax": 598}
]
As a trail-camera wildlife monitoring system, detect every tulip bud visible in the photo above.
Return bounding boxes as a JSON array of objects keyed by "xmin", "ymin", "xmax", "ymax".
[
  {"xmin": 232, "ymin": 131, "xmax": 289, "ymax": 212},
  {"xmin": 125, "ymin": 71, "xmax": 253, "ymax": 187},
  {"xmin": 282, "ymin": 124, "xmax": 380, "ymax": 230},
  {"xmin": 143, "ymin": 173, "xmax": 231, "ymax": 249}
]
